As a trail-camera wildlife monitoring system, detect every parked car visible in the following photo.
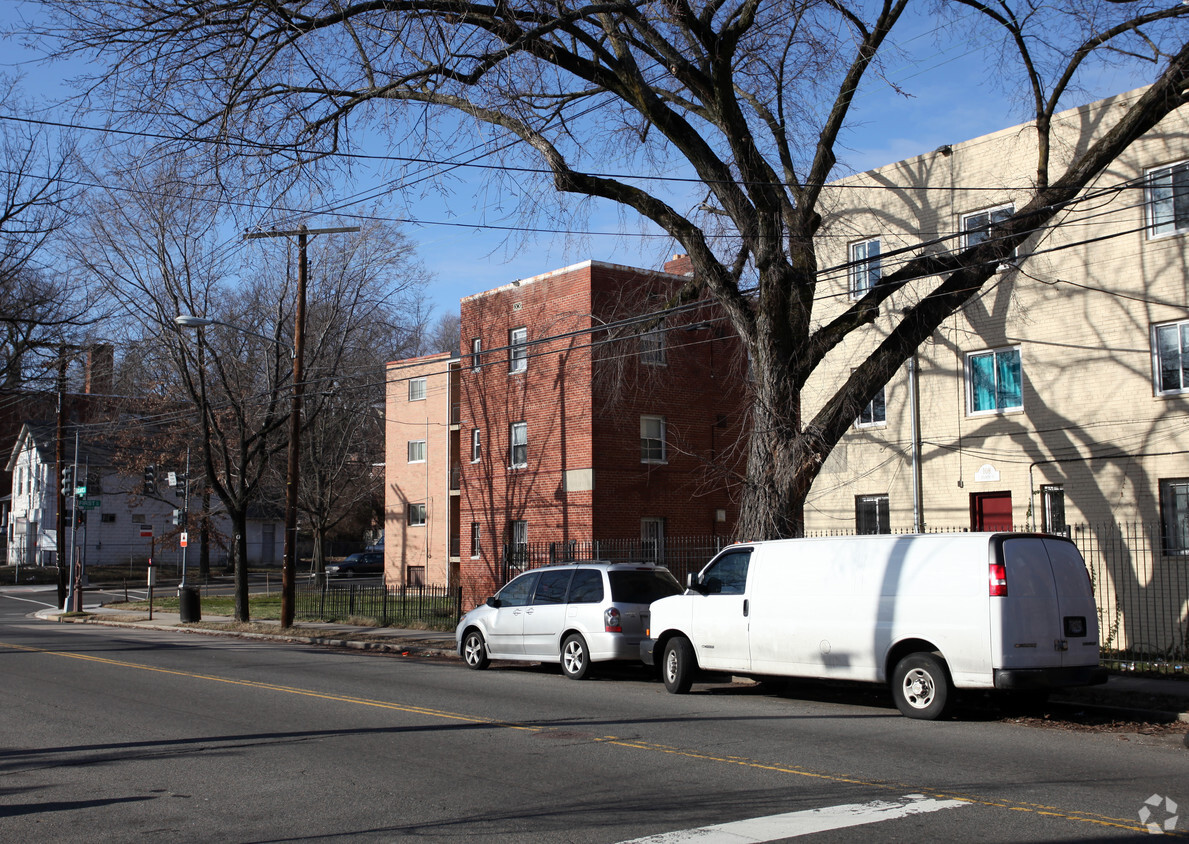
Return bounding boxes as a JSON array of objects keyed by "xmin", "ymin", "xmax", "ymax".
[
  {"xmin": 456, "ymin": 562, "xmax": 682, "ymax": 679},
  {"xmin": 325, "ymin": 552, "xmax": 384, "ymax": 578}
]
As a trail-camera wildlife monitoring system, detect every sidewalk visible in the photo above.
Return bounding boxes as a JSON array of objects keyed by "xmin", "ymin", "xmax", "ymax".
[{"xmin": 36, "ymin": 604, "xmax": 1189, "ymax": 724}]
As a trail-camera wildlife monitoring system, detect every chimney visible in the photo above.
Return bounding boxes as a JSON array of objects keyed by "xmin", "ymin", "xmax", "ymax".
[
  {"xmin": 664, "ymin": 253, "xmax": 694, "ymax": 276},
  {"xmin": 85, "ymin": 344, "xmax": 114, "ymax": 395}
]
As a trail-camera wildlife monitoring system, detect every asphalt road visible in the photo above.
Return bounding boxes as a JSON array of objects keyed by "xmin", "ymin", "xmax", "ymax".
[{"xmin": 1, "ymin": 587, "xmax": 1186, "ymax": 843}]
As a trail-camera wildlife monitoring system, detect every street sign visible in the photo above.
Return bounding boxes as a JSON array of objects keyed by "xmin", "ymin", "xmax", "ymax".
[
  {"xmin": 180, "ymin": 532, "xmax": 188, "ymax": 548},
  {"xmin": 78, "ymin": 499, "xmax": 101, "ymax": 509},
  {"xmin": 140, "ymin": 524, "xmax": 153, "ymax": 538}
]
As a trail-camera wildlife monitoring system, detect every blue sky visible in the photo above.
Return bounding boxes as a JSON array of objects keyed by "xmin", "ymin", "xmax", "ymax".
[{"xmin": 0, "ymin": 1, "xmax": 1158, "ymax": 319}]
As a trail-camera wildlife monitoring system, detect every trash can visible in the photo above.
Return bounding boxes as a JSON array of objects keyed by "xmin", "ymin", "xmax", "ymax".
[{"xmin": 178, "ymin": 585, "xmax": 202, "ymax": 623}]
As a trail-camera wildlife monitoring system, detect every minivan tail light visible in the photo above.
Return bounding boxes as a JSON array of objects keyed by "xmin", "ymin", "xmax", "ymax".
[
  {"xmin": 989, "ymin": 562, "xmax": 1008, "ymax": 597},
  {"xmin": 604, "ymin": 607, "xmax": 622, "ymax": 633}
]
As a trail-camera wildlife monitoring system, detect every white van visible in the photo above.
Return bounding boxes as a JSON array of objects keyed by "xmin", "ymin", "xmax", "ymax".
[{"xmin": 640, "ymin": 533, "xmax": 1107, "ymax": 719}]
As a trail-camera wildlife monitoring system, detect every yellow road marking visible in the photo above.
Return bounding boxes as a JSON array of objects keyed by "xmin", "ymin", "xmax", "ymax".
[{"xmin": 2, "ymin": 639, "xmax": 1177, "ymax": 837}]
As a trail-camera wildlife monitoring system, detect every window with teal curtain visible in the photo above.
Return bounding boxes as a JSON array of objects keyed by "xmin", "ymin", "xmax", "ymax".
[{"xmin": 969, "ymin": 348, "xmax": 1021, "ymax": 413}]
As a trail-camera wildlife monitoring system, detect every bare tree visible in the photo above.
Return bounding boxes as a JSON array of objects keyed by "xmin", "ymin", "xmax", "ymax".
[
  {"xmin": 71, "ymin": 162, "xmax": 292, "ymax": 621},
  {"xmin": 33, "ymin": 0, "xmax": 1189, "ymax": 537},
  {"xmin": 427, "ymin": 312, "xmax": 462, "ymax": 356},
  {"xmin": 0, "ymin": 84, "xmax": 90, "ymax": 387}
]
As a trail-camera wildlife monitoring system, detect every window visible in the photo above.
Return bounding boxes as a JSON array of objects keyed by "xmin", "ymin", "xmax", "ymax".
[
  {"xmin": 509, "ymin": 421, "xmax": 527, "ymax": 468},
  {"xmin": 496, "ymin": 569, "xmax": 537, "ymax": 606},
  {"xmin": 509, "ymin": 327, "xmax": 527, "ymax": 373},
  {"xmin": 700, "ymin": 550, "xmax": 751, "ymax": 595},
  {"xmin": 856, "ymin": 494, "xmax": 890, "ymax": 534},
  {"xmin": 1147, "ymin": 160, "xmax": 1189, "ymax": 237},
  {"xmin": 962, "ymin": 203, "xmax": 1014, "ymax": 250},
  {"xmin": 849, "ymin": 238, "xmax": 881, "ymax": 297},
  {"xmin": 471, "ymin": 428, "xmax": 482, "ymax": 462},
  {"xmin": 1041, "ymin": 485, "xmax": 1066, "ymax": 535},
  {"xmin": 1153, "ymin": 319, "xmax": 1189, "ymax": 395},
  {"xmin": 407, "ymin": 502, "xmax": 427, "ymax": 526},
  {"xmin": 407, "ymin": 439, "xmax": 427, "ymax": 463},
  {"xmin": 507, "ymin": 519, "xmax": 528, "ymax": 570},
  {"xmin": 641, "ymin": 517, "xmax": 665, "ymax": 562},
  {"xmin": 101, "ymin": 513, "xmax": 116, "ymax": 524},
  {"xmin": 470, "ymin": 522, "xmax": 481, "ymax": 558},
  {"xmin": 407, "ymin": 566, "xmax": 426, "ymax": 587},
  {"xmin": 1161, "ymin": 479, "xmax": 1189, "ymax": 555},
  {"xmin": 408, "ymin": 377, "xmax": 426, "ymax": 401},
  {"xmin": 641, "ymin": 415, "xmax": 666, "ymax": 463},
  {"xmin": 567, "ymin": 569, "xmax": 604, "ymax": 604},
  {"xmin": 967, "ymin": 347, "xmax": 1022, "ymax": 414},
  {"xmin": 856, "ymin": 386, "xmax": 886, "ymax": 427},
  {"xmin": 640, "ymin": 325, "xmax": 667, "ymax": 366},
  {"xmin": 533, "ymin": 569, "xmax": 573, "ymax": 605},
  {"xmin": 471, "ymin": 337, "xmax": 482, "ymax": 372}
]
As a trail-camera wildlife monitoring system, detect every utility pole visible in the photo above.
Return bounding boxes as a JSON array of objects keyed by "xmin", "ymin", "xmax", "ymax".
[
  {"xmin": 244, "ymin": 224, "xmax": 358, "ymax": 628},
  {"xmin": 55, "ymin": 347, "xmax": 67, "ymax": 609}
]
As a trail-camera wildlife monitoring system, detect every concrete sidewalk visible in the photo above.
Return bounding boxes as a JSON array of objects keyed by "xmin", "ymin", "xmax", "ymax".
[{"xmin": 35, "ymin": 604, "xmax": 1189, "ymax": 724}]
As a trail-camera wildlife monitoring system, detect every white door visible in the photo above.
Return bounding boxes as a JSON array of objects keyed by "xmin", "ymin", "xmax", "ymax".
[
  {"xmin": 487, "ymin": 571, "xmax": 538, "ymax": 657},
  {"xmin": 691, "ymin": 549, "xmax": 753, "ymax": 671}
]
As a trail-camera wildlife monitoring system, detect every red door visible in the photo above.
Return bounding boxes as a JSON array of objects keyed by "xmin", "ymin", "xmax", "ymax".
[{"xmin": 971, "ymin": 491, "xmax": 1013, "ymax": 531}]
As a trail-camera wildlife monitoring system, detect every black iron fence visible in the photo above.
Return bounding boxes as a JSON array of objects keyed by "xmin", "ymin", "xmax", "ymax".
[
  {"xmin": 296, "ymin": 582, "xmax": 462, "ymax": 630},
  {"xmin": 501, "ymin": 535, "xmax": 732, "ymax": 585},
  {"xmin": 501, "ymin": 524, "xmax": 1188, "ymax": 675}
]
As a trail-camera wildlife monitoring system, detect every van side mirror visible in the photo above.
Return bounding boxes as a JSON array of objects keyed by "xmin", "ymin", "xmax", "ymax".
[
  {"xmin": 685, "ymin": 572, "xmax": 705, "ymax": 594},
  {"xmin": 485, "ymin": 596, "xmax": 501, "ymax": 608}
]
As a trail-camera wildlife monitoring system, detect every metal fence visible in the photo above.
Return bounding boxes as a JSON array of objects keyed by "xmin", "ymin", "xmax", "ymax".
[
  {"xmin": 502, "ymin": 524, "xmax": 1189, "ymax": 675},
  {"xmin": 501, "ymin": 535, "xmax": 732, "ymax": 585},
  {"xmin": 296, "ymin": 582, "xmax": 462, "ymax": 629},
  {"xmin": 1072, "ymin": 522, "xmax": 1188, "ymax": 674}
]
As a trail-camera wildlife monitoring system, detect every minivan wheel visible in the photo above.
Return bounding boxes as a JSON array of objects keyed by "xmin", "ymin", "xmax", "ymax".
[
  {"xmin": 462, "ymin": 630, "xmax": 490, "ymax": 670},
  {"xmin": 891, "ymin": 652, "xmax": 952, "ymax": 720},
  {"xmin": 561, "ymin": 633, "xmax": 591, "ymax": 680},
  {"xmin": 662, "ymin": 637, "xmax": 696, "ymax": 694}
]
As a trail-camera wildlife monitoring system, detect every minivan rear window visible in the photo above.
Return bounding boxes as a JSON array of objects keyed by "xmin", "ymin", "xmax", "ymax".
[
  {"xmin": 609, "ymin": 569, "xmax": 682, "ymax": 604},
  {"xmin": 567, "ymin": 569, "xmax": 604, "ymax": 604}
]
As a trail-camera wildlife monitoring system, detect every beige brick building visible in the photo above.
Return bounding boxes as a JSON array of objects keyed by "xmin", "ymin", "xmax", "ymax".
[
  {"xmin": 805, "ymin": 88, "xmax": 1188, "ymax": 541},
  {"xmin": 383, "ymin": 352, "xmax": 461, "ymax": 587}
]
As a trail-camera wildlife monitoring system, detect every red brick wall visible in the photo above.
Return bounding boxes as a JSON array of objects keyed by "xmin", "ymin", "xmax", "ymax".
[{"xmin": 456, "ymin": 260, "xmax": 747, "ymax": 606}]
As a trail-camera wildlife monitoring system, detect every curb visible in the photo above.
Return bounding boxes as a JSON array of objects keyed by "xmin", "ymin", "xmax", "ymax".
[{"xmin": 53, "ymin": 612, "xmax": 457, "ymax": 659}]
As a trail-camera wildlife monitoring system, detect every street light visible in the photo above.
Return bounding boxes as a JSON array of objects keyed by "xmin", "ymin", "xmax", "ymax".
[{"xmin": 174, "ymin": 315, "xmax": 286, "ymax": 350}]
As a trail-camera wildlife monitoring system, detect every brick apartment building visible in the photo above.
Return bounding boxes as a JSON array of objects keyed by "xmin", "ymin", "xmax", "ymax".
[{"xmin": 385, "ymin": 257, "xmax": 748, "ymax": 603}]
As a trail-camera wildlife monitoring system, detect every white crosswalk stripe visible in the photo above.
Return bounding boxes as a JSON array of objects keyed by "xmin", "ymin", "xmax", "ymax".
[{"xmin": 617, "ymin": 794, "xmax": 969, "ymax": 843}]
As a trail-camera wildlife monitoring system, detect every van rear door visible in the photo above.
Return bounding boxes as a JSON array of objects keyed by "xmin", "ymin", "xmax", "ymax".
[{"xmin": 992, "ymin": 536, "xmax": 1098, "ymax": 671}]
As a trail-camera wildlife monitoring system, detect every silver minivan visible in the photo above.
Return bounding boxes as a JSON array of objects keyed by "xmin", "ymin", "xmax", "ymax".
[{"xmin": 456, "ymin": 562, "xmax": 682, "ymax": 679}]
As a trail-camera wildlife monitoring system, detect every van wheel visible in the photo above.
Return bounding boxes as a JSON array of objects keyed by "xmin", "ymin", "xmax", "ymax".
[
  {"xmin": 891, "ymin": 653, "xmax": 952, "ymax": 720},
  {"xmin": 662, "ymin": 637, "xmax": 696, "ymax": 694},
  {"xmin": 561, "ymin": 634, "xmax": 591, "ymax": 680},
  {"xmin": 462, "ymin": 630, "xmax": 490, "ymax": 670}
]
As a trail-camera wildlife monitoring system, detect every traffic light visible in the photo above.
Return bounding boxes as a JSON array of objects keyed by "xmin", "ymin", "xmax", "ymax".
[
  {"xmin": 60, "ymin": 466, "xmax": 73, "ymax": 498},
  {"xmin": 172, "ymin": 509, "xmax": 183, "ymax": 526},
  {"xmin": 144, "ymin": 464, "xmax": 156, "ymax": 494},
  {"xmin": 175, "ymin": 472, "xmax": 187, "ymax": 498},
  {"xmin": 75, "ymin": 510, "xmax": 86, "ymax": 527}
]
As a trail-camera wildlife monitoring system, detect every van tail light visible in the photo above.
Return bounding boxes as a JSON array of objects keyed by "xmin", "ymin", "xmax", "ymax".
[
  {"xmin": 604, "ymin": 607, "xmax": 622, "ymax": 633},
  {"xmin": 989, "ymin": 562, "xmax": 1008, "ymax": 597}
]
